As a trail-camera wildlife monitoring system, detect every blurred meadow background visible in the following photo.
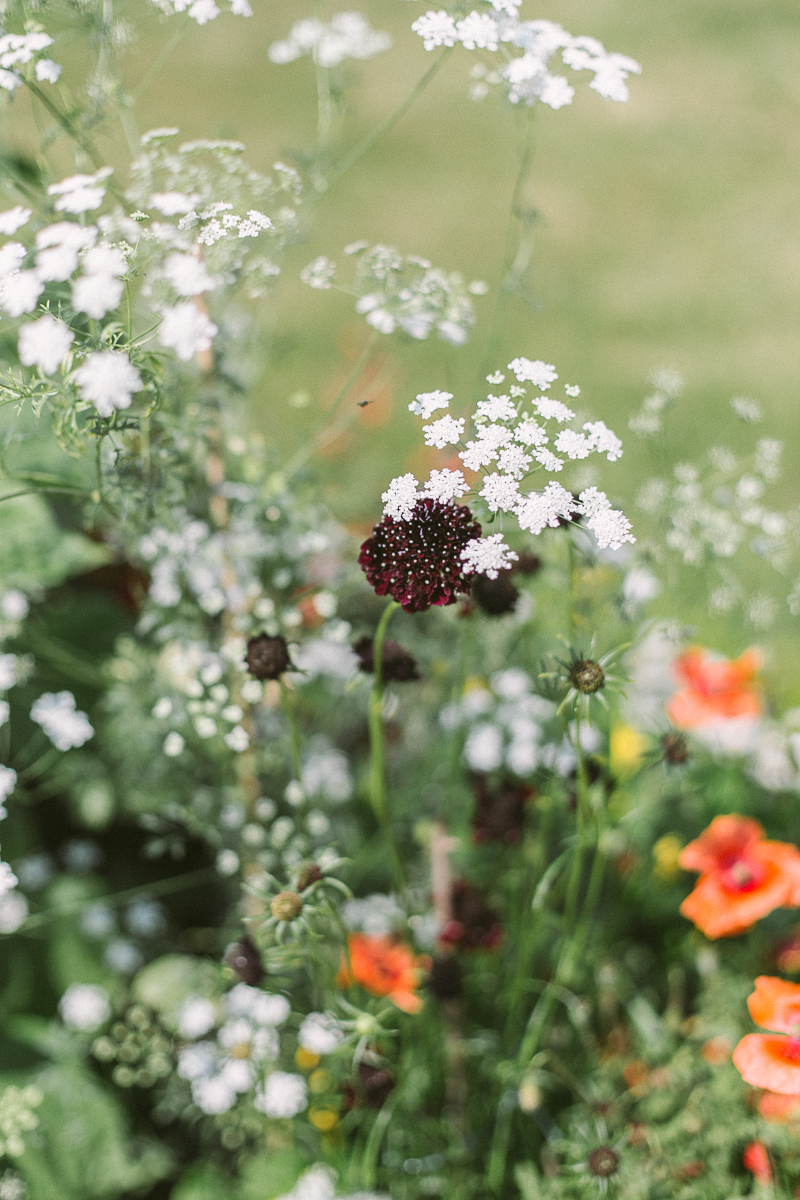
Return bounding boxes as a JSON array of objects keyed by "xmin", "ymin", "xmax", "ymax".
[{"xmin": 3, "ymin": 0, "xmax": 800, "ymax": 640}]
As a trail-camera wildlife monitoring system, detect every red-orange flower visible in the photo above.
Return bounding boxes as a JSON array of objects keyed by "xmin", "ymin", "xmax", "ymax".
[
  {"xmin": 734, "ymin": 977, "xmax": 800, "ymax": 1095},
  {"xmin": 678, "ymin": 815, "xmax": 800, "ymax": 939},
  {"xmin": 336, "ymin": 933, "xmax": 428, "ymax": 1014},
  {"xmin": 666, "ymin": 647, "xmax": 763, "ymax": 729},
  {"xmin": 758, "ymin": 1090, "xmax": 800, "ymax": 1122},
  {"xmin": 742, "ymin": 1140, "xmax": 773, "ymax": 1185}
]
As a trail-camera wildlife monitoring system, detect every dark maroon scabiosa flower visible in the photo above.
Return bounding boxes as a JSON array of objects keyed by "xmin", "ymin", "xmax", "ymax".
[
  {"xmin": 439, "ymin": 880, "xmax": 503, "ymax": 952},
  {"xmin": 353, "ymin": 635, "xmax": 420, "ymax": 682},
  {"xmin": 245, "ymin": 633, "xmax": 291, "ymax": 680},
  {"xmin": 358, "ymin": 1062, "xmax": 395, "ymax": 1108},
  {"xmin": 470, "ymin": 569, "xmax": 519, "ymax": 616},
  {"xmin": 512, "ymin": 550, "xmax": 542, "ymax": 577},
  {"xmin": 224, "ymin": 936, "xmax": 265, "ymax": 986},
  {"xmin": 358, "ymin": 498, "xmax": 481, "ymax": 614},
  {"xmin": 471, "ymin": 774, "xmax": 533, "ymax": 844}
]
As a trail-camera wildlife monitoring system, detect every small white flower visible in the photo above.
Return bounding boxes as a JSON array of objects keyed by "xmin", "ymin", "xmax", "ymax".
[
  {"xmin": 496, "ymin": 445, "xmax": 531, "ymax": 479},
  {"xmin": 82, "ymin": 244, "xmax": 127, "ymax": 277},
  {"xmin": 456, "ymin": 11, "xmax": 499, "ymax": 51},
  {"xmin": 18, "ymin": 315, "xmax": 74, "ymax": 375},
  {"xmin": 423, "ymin": 468, "xmax": 468, "ymax": 502},
  {"xmin": 0, "ymin": 590, "xmax": 29, "ymax": 620},
  {"xmin": 381, "ymin": 473, "xmax": 419, "ymax": 521},
  {"xmin": 35, "ymin": 57, "xmax": 61, "ymax": 82},
  {"xmin": 71, "ymin": 272, "xmax": 124, "ymax": 318},
  {"xmin": 179, "ymin": 996, "xmax": 218, "ymax": 1038},
  {"xmin": 163, "ymin": 731, "xmax": 185, "ymax": 757},
  {"xmin": 59, "ymin": 983, "xmax": 110, "ymax": 1031},
  {"xmin": 534, "ymin": 397, "xmax": 574, "ymax": 423},
  {"xmin": 300, "ymin": 256, "xmax": 336, "ymax": 290},
  {"xmin": 298, "ymin": 1012, "xmax": 344, "ymax": 1056},
  {"xmin": 515, "ymin": 481, "xmax": 576, "ymax": 534},
  {"xmin": 583, "ymin": 419, "xmax": 623, "ymax": 461},
  {"xmin": 224, "ymin": 725, "xmax": 250, "ymax": 752},
  {"xmin": 409, "ymin": 390, "xmax": 452, "ymax": 419},
  {"xmin": 158, "ymin": 302, "xmax": 218, "ymax": 361},
  {"xmin": 255, "ymin": 1071, "xmax": 308, "ymax": 1118},
  {"xmin": 48, "ymin": 167, "xmax": 113, "ymax": 214},
  {"xmin": 577, "ymin": 487, "xmax": 635, "ymax": 549},
  {"xmin": 0, "ymin": 242, "xmax": 26, "ymax": 278},
  {"xmin": 35, "ymin": 223, "xmax": 97, "ymax": 281},
  {"xmin": 554, "ymin": 429, "xmax": 590, "ymax": 459},
  {"xmin": 0, "ymin": 889, "xmax": 28, "ymax": 933},
  {"xmin": 411, "ymin": 10, "xmax": 458, "ymax": 50},
  {"xmin": 163, "ymin": 252, "xmax": 215, "ymax": 296},
  {"xmin": 0, "ymin": 270, "xmax": 43, "ymax": 316},
  {"xmin": 149, "ymin": 191, "xmax": 199, "ymax": 216},
  {"xmin": 0, "ymin": 765, "xmax": 16, "ymax": 810},
  {"xmin": 0, "ymin": 860, "xmax": 17, "ymax": 897},
  {"xmin": 422, "ymin": 414, "xmax": 464, "ymax": 449},
  {"xmin": 564, "ymin": 384, "xmax": 581, "ymax": 398},
  {"xmin": 74, "ymin": 350, "xmax": 143, "ymax": 417},
  {"xmin": 464, "ymin": 722, "xmax": 504, "ymax": 771},
  {"xmin": 30, "ymin": 691, "xmax": 93, "ymax": 751},
  {"xmin": 0, "ymin": 206, "xmax": 31, "ymax": 235},
  {"xmin": 480, "ymin": 473, "xmax": 521, "ymax": 513},
  {"xmin": 475, "ymin": 394, "xmax": 517, "ymax": 423},
  {"xmin": 460, "ymin": 534, "xmax": 519, "ymax": 579},
  {"xmin": 507, "ymin": 357, "xmax": 557, "ymax": 389}
]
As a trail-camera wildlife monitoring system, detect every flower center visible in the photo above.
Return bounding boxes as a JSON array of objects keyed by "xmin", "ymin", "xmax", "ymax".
[
  {"xmin": 719, "ymin": 856, "xmax": 766, "ymax": 893},
  {"xmin": 570, "ymin": 659, "xmax": 604, "ymax": 694},
  {"xmin": 231, "ymin": 1042, "xmax": 252, "ymax": 1060},
  {"xmin": 588, "ymin": 1146, "xmax": 619, "ymax": 1178}
]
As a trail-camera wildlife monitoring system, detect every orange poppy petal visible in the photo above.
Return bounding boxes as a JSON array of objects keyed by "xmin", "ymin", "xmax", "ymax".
[
  {"xmin": 389, "ymin": 989, "xmax": 424, "ymax": 1014},
  {"xmin": 733, "ymin": 1034, "xmax": 800, "ymax": 1095},
  {"xmin": 758, "ymin": 1090, "xmax": 800, "ymax": 1122},
  {"xmin": 679, "ymin": 862, "xmax": 794, "ymax": 939},
  {"xmin": 748, "ymin": 976, "xmax": 800, "ymax": 1035},
  {"xmin": 678, "ymin": 815, "xmax": 763, "ymax": 875}
]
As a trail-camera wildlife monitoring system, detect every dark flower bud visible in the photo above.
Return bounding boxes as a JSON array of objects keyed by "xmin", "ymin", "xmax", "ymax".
[
  {"xmin": 271, "ymin": 891, "xmax": 303, "ymax": 921},
  {"xmin": 662, "ymin": 731, "xmax": 689, "ymax": 764},
  {"xmin": 569, "ymin": 658, "xmax": 604, "ymax": 694},
  {"xmin": 245, "ymin": 633, "xmax": 291, "ymax": 680},
  {"xmin": 224, "ymin": 936, "xmax": 265, "ymax": 986},
  {"xmin": 439, "ymin": 881, "xmax": 503, "ymax": 952},
  {"xmin": 512, "ymin": 551, "xmax": 542, "ymax": 577},
  {"xmin": 353, "ymin": 636, "xmax": 419, "ymax": 683},
  {"xmin": 470, "ymin": 570, "xmax": 519, "ymax": 617},
  {"xmin": 427, "ymin": 955, "xmax": 463, "ymax": 1001},
  {"xmin": 358, "ymin": 1062, "xmax": 395, "ymax": 1108},
  {"xmin": 296, "ymin": 862, "xmax": 322, "ymax": 892},
  {"xmin": 588, "ymin": 1147, "xmax": 619, "ymax": 1178}
]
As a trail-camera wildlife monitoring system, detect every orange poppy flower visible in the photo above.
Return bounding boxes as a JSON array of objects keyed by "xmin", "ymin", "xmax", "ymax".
[
  {"xmin": 666, "ymin": 647, "xmax": 763, "ymax": 729},
  {"xmin": 678, "ymin": 815, "xmax": 800, "ymax": 939},
  {"xmin": 336, "ymin": 933, "xmax": 428, "ymax": 1014},
  {"xmin": 733, "ymin": 977, "xmax": 800, "ymax": 1095},
  {"xmin": 742, "ymin": 1140, "xmax": 773, "ymax": 1185}
]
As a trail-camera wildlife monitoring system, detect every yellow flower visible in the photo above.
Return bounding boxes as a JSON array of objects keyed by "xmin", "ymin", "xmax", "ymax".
[
  {"xmin": 652, "ymin": 834, "xmax": 683, "ymax": 883},
  {"xmin": 610, "ymin": 724, "xmax": 647, "ymax": 775}
]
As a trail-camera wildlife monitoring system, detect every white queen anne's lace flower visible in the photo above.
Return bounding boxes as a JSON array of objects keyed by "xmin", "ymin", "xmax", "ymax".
[
  {"xmin": 422, "ymin": 414, "xmax": 464, "ymax": 449},
  {"xmin": 30, "ymin": 691, "xmax": 94, "ymax": 751},
  {"xmin": 456, "ymin": 11, "xmax": 499, "ymax": 51},
  {"xmin": 507, "ymin": 357, "xmax": 558, "ymax": 389},
  {"xmin": 409, "ymin": 390, "xmax": 451, "ymax": 419},
  {"xmin": 48, "ymin": 167, "xmax": 113, "ymax": 214},
  {"xmin": 74, "ymin": 350, "xmax": 143, "ymax": 417},
  {"xmin": 410, "ymin": 10, "xmax": 458, "ymax": 50},
  {"xmin": 461, "ymin": 534, "xmax": 519, "ymax": 579},
  {"xmin": 578, "ymin": 487, "xmax": 635, "ymax": 549},
  {"xmin": 381, "ymin": 473, "xmax": 419, "ymax": 521},
  {"xmin": 18, "ymin": 315, "xmax": 74, "ymax": 375},
  {"xmin": 423, "ymin": 468, "xmax": 468, "ymax": 502},
  {"xmin": 158, "ymin": 303, "xmax": 218, "ymax": 361},
  {"xmin": 0, "ymin": 271, "xmax": 43, "ymax": 317},
  {"xmin": 0, "ymin": 206, "xmax": 31, "ymax": 236},
  {"xmin": 298, "ymin": 1012, "xmax": 344, "ymax": 1055},
  {"xmin": 515, "ymin": 482, "xmax": 576, "ymax": 534},
  {"xmin": 59, "ymin": 984, "xmax": 110, "ymax": 1030},
  {"xmin": 269, "ymin": 13, "xmax": 391, "ymax": 67},
  {"xmin": 254, "ymin": 1070, "xmax": 308, "ymax": 1118}
]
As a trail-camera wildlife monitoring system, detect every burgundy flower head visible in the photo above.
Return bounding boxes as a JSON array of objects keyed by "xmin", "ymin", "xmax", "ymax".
[
  {"xmin": 439, "ymin": 880, "xmax": 503, "ymax": 952},
  {"xmin": 353, "ymin": 636, "xmax": 419, "ymax": 683},
  {"xmin": 472, "ymin": 774, "xmax": 534, "ymax": 844},
  {"xmin": 359, "ymin": 498, "xmax": 481, "ymax": 614}
]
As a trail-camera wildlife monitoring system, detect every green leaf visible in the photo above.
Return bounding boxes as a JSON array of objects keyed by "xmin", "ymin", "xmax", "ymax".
[
  {"xmin": 172, "ymin": 1165, "xmax": 236, "ymax": 1200},
  {"xmin": 0, "ymin": 489, "xmax": 110, "ymax": 590},
  {"xmin": 132, "ymin": 954, "xmax": 225, "ymax": 1031},
  {"xmin": 237, "ymin": 1149, "xmax": 306, "ymax": 1200}
]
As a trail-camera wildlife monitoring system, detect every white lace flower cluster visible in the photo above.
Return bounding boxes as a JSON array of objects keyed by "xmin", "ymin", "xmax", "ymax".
[
  {"xmin": 381, "ymin": 358, "xmax": 633, "ymax": 567},
  {"xmin": 302, "ymin": 242, "xmax": 483, "ymax": 344},
  {"xmin": 410, "ymin": 8, "xmax": 640, "ymax": 111},
  {"xmin": 152, "ymin": 0, "xmax": 252, "ymax": 26},
  {"xmin": 30, "ymin": 691, "xmax": 94, "ymax": 751},
  {"xmin": 0, "ymin": 31, "xmax": 61, "ymax": 93},
  {"xmin": 177, "ymin": 983, "xmax": 291, "ymax": 1115},
  {"xmin": 269, "ymin": 13, "xmax": 392, "ymax": 68}
]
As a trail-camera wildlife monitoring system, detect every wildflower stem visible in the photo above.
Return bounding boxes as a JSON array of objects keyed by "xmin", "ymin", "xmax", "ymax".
[
  {"xmin": 368, "ymin": 599, "xmax": 405, "ymax": 893},
  {"xmin": 320, "ymin": 49, "xmax": 452, "ymax": 194},
  {"xmin": 279, "ymin": 679, "xmax": 303, "ymax": 783}
]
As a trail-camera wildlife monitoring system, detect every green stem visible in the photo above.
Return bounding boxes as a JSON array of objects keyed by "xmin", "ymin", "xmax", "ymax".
[
  {"xmin": 16, "ymin": 867, "xmax": 217, "ymax": 934},
  {"xmin": 317, "ymin": 49, "xmax": 451, "ymax": 195},
  {"xmin": 279, "ymin": 680, "xmax": 303, "ymax": 783},
  {"xmin": 368, "ymin": 600, "xmax": 405, "ymax": 892}
]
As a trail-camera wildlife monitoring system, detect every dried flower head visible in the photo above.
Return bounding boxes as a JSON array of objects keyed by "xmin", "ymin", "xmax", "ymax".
[
  {"xmin": 270, "ymin": 891, "xmax": 303, "ymax": 922},
  {"xmin": 569, "ymin": 659, "xmax": 605, "ymax": 695},
  {"xmin": 224, "ymin": 936, "xmax": 265, "ymax": 986},
  {"xmin": 587, "ymin": 1147, "xmax": 619, "ymax": 1178},
  {"xmin": 245, "ymin": 633, "xmax": 291, "ymax": 680},
  {"xmin": 353, "ymin": 636, "xmax": 419, "ymax": 682}
]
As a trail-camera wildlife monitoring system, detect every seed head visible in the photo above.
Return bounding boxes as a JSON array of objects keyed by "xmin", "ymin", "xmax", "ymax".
[
  {"xmin": 662, "ymin": 731, "xmax": 689, "ymax": 764},
  {"xmin": 271, "ymin": 891, "xmax": 303, "ymax": 921},
  {"xmin": 570, "ymin": 658, "xmax": 604, "ymax": 694},
  {"xmin": 296, "ymin": 862, "xmax": 322, "ymax": 892},
  {"xmin": 245, "ymin": 633, "xmax": 291, "ymax": 680},
  {"xmin": 588, "ymin": 1147, "xmax": 619, "ymax": 1178}
]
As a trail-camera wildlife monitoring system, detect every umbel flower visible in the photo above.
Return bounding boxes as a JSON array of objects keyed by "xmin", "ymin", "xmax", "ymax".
[
  {"xmin": 359, "ymin": 498, "xmax": 481, "ymax": 613},
  {"xmin": 734, "ymin": 977, "xmax": 800, "ymax": 1095},
  {"xmin": 336, "ymin": 933, "xmax": 429, "ymax": 1014},
  {"xmin": 678, "ymin": 815, "xmax": 800, "ymax": 939}
]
